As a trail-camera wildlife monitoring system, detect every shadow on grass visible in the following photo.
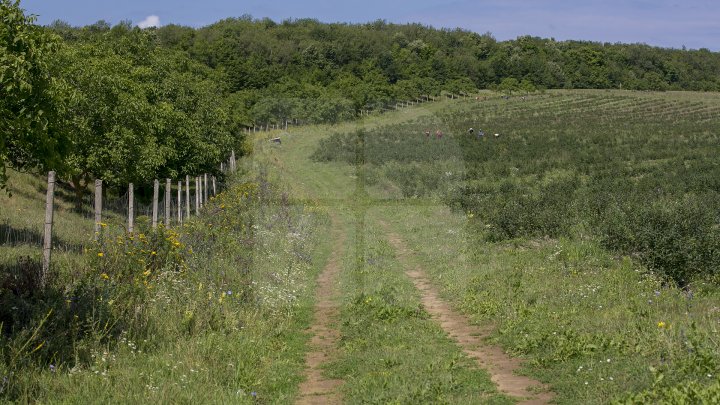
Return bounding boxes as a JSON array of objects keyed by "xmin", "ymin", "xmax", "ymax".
[{"xmin": 0, "ymin": 223, "xmax": 85, "ymax": 253}]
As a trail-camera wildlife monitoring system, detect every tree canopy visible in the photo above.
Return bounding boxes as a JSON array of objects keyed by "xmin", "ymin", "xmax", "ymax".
[{"xmin": 3, "ymin": 1, "xmax": 720, "ymax": 192}]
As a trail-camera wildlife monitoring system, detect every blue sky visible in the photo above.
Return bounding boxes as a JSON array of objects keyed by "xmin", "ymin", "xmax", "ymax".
[{"xmin": 21, "ymin": 0, "xmax": 720, "ymax": 50}]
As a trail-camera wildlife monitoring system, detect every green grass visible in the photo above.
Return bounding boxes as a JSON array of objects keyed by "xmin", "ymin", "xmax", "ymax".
[
  {"xmin": 326, "ymin": 208, "xmax": 510, "ymax": 404},
  {"xmin": 253, "ymin": 90, "xmax": 720, "ymax": 403},
  {"xmin": 1, "ymin": 167, "xmax": 334, "ymax": 403},
  {"xmin": 5, "ymin": 90, "xmax": 720, "ymax": 403},
  {"xmin": 372, "ymin": 204, "xmax": 720, "ymax": 404}
]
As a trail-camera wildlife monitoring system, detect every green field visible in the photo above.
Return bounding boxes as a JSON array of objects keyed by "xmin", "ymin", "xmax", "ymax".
[
  {"xmin": 3, "ymin": 90, "xmax": 720, "ymax": 403},
  {"xmin": 255, "ymin": 90, "xmax": 720, "ymax": 403}
]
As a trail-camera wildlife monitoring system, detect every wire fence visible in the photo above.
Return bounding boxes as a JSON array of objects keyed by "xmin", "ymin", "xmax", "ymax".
[{"xmin": 0, "ymin": 151, "xmax": 237, "ymax": 287}]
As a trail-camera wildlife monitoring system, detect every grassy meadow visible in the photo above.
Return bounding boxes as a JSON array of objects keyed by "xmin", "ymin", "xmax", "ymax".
[
  {"xmin": 2, "ymin": 89, "xmax": 720, "ymax": 403},
  {"xmin": 257, "ymin": 90, "xmax": 720, "ymax": 403},
  {"xmin": 1, "ymin": 166, "xmax": 332, "ymax": 403}
]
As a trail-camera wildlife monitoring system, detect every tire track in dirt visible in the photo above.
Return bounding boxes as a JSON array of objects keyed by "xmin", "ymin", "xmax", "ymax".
[
  {"xmin": 296, "ymin": 216, "xmax": 344, "ymax": 405},
  {"xmin": 385, "ymin": 229, "xmax": 554, "ymax": 405}
]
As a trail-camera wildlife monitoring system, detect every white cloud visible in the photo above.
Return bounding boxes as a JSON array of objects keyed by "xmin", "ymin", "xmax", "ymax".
[{"xmin": 138, "ymin": 15, "xmax": 160, "ymax": 29}]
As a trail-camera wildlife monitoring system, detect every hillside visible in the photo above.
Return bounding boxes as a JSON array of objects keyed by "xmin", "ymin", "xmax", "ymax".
[
  {"xmin": 3, "ymin": 1, "xmax": 720, "ymax": 402},
  {"xmin": 252, "ymin": 90, "xmax": 720, "ymax": 403},
  {"xmin": 47, "ymin": 16, "xmax": 720, "ymax": 131}
]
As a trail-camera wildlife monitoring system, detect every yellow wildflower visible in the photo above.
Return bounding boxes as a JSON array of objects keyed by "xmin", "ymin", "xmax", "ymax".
[
  {"xmin": 657, "ymin": 321, "xmax": 666, "ymax": 328},
  {"xmin": 97, "ymin": 252, "xmax": 104, "ymax": 257},
  {"xmin": 101, "ymin": 273, "xmax": 109, "ymax": 280}
]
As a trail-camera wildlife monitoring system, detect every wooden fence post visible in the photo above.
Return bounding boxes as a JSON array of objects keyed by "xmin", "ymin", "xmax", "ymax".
[
  {"xmin": 177, "ymin": 180, "xmax": 182, "ymax": 224},
  {"xmin": 94, "ymin": 179, "xmax": 102, "ymax": 241},
  {"xmin": 41, "ymin": 171, "xmax": 56, "ymax": 288},
  {"xmin": 230, "ymin": 150, "xmax": 236, "ymax": 172},
  {"xmin": 165, "ymin": 178, "xmax": 171, "ymax": 227},
  {"xmin": 198, "ymin": 176, "xmax": 203, "ymax": 208},
  {"xmin": 185, "ymin": 175, "xmax": 191, "ymax": 219},
  {"xmin": 152, "ymin": 179, "xmax": 159, "ymax": 229},
  {"xmin": 204, "ymin": 174, "xmax": 208, "ymax": 203},
  {"xmin": 195, "ymin": 177, "xmax": 200, "ymax": 215},
  {"xmin": 128, "ymin": 183, "xmax": 134, "ymax": 233},
  {"xmin": 212, "ymin": 176, "xmax": 216, "ymax": 196}
]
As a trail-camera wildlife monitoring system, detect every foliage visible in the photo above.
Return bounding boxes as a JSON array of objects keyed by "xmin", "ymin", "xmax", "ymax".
[
  {"xmin": 44, "ymin": 15, "xmax": 720, "ymax": 129},
  {"xmin": 0, "ymin": 0, "xmax": 67, "ymax": 190},
  {"xmin": 50, "ymin": 26, "xmax": 239, "ymax": 200}
]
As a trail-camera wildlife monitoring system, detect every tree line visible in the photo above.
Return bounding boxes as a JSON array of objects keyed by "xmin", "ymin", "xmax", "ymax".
[
  {"xmin": 3, "ymin": 0, "xmax": 720, "ymax": 194},
  {"xmin": 1, "ymin": 1, "xmax": 240, "ymax": 201}
]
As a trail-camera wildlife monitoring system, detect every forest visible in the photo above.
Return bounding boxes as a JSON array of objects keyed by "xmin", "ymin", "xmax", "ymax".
[{"xmin": 4, "ymin": 0, "xmax": 720, "ymax": 195}]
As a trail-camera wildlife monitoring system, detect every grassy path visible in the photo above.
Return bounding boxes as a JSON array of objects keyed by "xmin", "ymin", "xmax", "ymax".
[
  {"xmin": 296, "ymin": 214, "xmax": 345, "ymax": 404},
  {"xmin": 251, "ymin": 100, "xmax": 559, "ymax": 403},
  {"xmin": 384, "ymin": 227, "xmax": 554, "ymax": 404}
]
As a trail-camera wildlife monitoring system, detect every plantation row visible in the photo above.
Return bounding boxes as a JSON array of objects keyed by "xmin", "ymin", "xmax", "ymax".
[{"xmin": 313, "ymin": 91, "xmax": 720, "ymax": 286}]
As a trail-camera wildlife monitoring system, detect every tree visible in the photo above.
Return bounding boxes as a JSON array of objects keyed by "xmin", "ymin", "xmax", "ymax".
[
  {"xmin": 498, "ymin": 77, "xmax": 520, "ymax": 94},
  {"xmin": 0, "ymin": 0, "xmax": 67, "ymax": 190}
]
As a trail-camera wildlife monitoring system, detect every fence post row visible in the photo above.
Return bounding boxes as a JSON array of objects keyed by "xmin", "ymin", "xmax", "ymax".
[
  {"xmin": 41, "ymin": 171, "xmax": 56, "ymax": 288},
  {"xmin": 152, "ymin": 179, "xmax": 159, "ymax": 229},
  {"xmin": 165, "ymin": 178, "xmax": 171, "ymax": 227},
  {"xmin": 94, "ymin": 179, "xmax": 102, "ymax": 241},
  {"xmin": 128, "ymin": 183, "xmax": 134, "ymax": 233}
]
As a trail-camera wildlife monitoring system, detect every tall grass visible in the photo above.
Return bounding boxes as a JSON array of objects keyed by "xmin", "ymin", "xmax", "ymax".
[{"xmin": 1, "ymin": 168, "xmax": 329, "ymax": 402}]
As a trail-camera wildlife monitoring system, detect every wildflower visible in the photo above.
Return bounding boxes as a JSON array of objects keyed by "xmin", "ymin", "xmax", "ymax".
[
  {"xmin": 49, "ymin": 364, "xmax": 56, "ymax": 373},
  {"xmin": 97, "ymin": 252, "xmax": 104, "ymax": 257},
  {"xmin": 151, "ymin": 251, "xmax": 157, "ymax": 255},
  {"xmin": 101, "ymin": 273, "xmax": 110, "ymax": 280},
  {"xmin": 143, "ymin": 270, "xmax": 151, "ymax": 277},
  {"xmin": 227, "ymin": 290, "xmax": 232, "ymax": 295},
  {"xmin": 99, "ymin": 222, "xmax": 107, "ymax": 227},
  {"xmin": 657, "ymin": 321, "xmax": 666, "ymax": 328}
]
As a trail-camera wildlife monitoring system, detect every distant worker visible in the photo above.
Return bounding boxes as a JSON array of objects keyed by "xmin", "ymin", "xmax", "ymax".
[
  {"xmin": 468, "ymin": 127, "xmax": 474, "ymax": 135},
  {"xmin": 424, "ymin": 129, "xmax": 431, "ymax": 137},
  {"xmin": 477, "ymin": 129, "xmax": 485, "ymax": 139},
  {"xmin": 436, "ymin": 130, "xmax": 443, "ymax": 139},
  {"xmin": 494, "ymin": 133, "xmax": 500, "ymax": 138}
]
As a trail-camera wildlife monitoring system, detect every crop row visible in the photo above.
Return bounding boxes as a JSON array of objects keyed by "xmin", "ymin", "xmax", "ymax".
[{"xmin": 313, "ymin": 92, "xmax": 720, "ymax": 286}]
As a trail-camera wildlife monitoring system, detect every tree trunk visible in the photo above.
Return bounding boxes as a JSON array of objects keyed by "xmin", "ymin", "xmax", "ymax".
[{"xmin": 70, "ymin": 173, "xmax": 89, "ymax": 212}]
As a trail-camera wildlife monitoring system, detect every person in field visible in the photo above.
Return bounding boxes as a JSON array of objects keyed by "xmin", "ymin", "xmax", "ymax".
[
  {"xmin": 424, "ymin": 129, "xmax": 431, "ymax": 137},
  {"xmin": 477, "ymin": 129, "xmax": 485, "ymax": 139},
  {"xmin": 468, "ymin": 127, "xmax": 474, "ymax": 135},
  {"xmin": 436, "ymin": 129, "xmax": 443, "ymax": 139}
]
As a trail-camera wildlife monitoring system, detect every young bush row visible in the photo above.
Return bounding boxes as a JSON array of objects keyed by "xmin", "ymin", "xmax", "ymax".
[{"xmin": 312, "ymin": 93, "xmax": 720, "ymax": 286}]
